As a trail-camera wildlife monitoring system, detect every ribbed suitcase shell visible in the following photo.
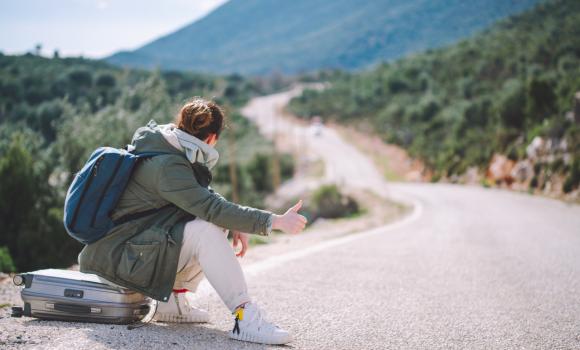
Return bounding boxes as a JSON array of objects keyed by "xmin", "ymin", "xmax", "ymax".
[{"xmin": 17, "ymin": 269, "xmax": 150, "ymax": 324}]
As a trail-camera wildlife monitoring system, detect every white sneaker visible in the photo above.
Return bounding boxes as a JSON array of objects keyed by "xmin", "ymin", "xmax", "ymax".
[
  {"xmin": 229, "ymin": 302, "xmax": 292, "ymax": 345},
  {"xmin": 153, "ymin": 291, "xmax": 210, "ymax": 323}
]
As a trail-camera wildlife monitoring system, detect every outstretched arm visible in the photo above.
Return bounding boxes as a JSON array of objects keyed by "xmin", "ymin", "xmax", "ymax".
[{"xmin": 157, "ymin": 156, "xmax": 272, "ymax": 235}]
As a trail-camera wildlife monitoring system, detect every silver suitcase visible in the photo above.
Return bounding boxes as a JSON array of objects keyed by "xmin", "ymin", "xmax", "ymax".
[{"xmin": 11, "ymin": 269, "xmax": 151, "ymax": 324}]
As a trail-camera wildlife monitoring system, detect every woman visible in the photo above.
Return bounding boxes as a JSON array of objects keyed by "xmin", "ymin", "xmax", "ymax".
[{"xmin": 78, "ymin": 98, "xmax": 306, "ymax": 345}]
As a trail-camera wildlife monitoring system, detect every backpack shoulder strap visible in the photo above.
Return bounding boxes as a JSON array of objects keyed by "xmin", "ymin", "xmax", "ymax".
[{"xmin": 125, "ymin": 144, "xmax": 183, "ymax": 159}]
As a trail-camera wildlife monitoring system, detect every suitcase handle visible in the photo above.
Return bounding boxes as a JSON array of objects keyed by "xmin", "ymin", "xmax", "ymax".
[{"xmin": 54, "ymin": 303, "xmax": 91, "ymax": 314}]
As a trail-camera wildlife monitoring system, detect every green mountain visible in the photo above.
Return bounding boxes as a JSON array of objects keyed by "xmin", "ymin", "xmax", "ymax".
[
  {"xmin": 106, "ymin": 0, "xmax": 540, "ymax": 75},
  {"xmin": 289, "ymin": 0, "xmax": 580, "ymax": 192}
]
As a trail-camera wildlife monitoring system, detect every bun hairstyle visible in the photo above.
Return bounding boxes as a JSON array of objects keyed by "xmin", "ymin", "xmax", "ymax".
[{"xmin": 175, "ymin": 98, "xmax": 226, "ymax": 141}]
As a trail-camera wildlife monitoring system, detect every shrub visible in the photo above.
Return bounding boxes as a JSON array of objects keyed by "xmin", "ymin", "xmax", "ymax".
[
  {"xmin": 0, "ymin": 246, "xmax": 15, "ymax": 272},
  {"xmin": 563, "ymin": 176, "xmax": 574, "ymax": 193},
  {"xmin": 67, "ymin": 69, "xmax": 92, "ymax": 88},
  {"xmin": 246, "ymin": 153, "xmax": 295, "ymax": 193},
  {"xmin": 563, "ymin": 159, "xmax": 580, "ymax": 193},
  {"xmin": 95, "ymin": 73, "xmax": 116, "ymax": 89},
  {"xmin": 311, "ymin": 184, "xmax": 359, "ymax": 219},
  {"xmin": 530, "ymin": 176, "xmax": 539, "ymax": 189},
  {"xmin": 496, "ymin": 79, "xmax": 527, "ymax": 129},
  {"xmin": 247, "ymin": 153, "xmax": 273, "ymax": 192}
]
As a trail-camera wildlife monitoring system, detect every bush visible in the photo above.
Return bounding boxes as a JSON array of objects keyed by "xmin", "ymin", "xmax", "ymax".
[
  {"xmin": 246, "ymin": 153, "xmax": 295, "ymax": 193},
  {"xmin": 563, "ymin": 159, "xmax": 580, "ymax": 193},
  {"xmin": 247, "ymin": 153, "xmax": 273, "ymax": 192},
  {"xmin": 0, "ymin": 246, "xmax": 15, "ymax": 272},
  {"xmin": 67, "ymin": 69, "xmax": 92, "ymax": 88},
  {"xmin": 563, "ymin": 176, "xmax": 574, "ymax": 193},
  {"xmin": 311, "ymin": 184, "xmax": 359, "ymax": 219},
  {"xmin": 530, "ymin": 176, "xmax": 539, "ymax": 189},
  {"xmin": 496, "ymin": 79, "xmax": 527, "ymax": 129}
]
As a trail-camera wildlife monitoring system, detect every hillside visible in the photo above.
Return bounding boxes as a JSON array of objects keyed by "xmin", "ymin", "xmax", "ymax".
[
  {"xmin": 289, "ymin": 0, "xmax": 580, "ymax": 194},
  {"xmin": 106, "ymin": 0, "xmax": 540, "ymax": 75}
]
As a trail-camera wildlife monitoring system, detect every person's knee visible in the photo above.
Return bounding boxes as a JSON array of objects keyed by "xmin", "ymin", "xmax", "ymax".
[{"xmin": 184, "ymin": 219, "xmax": 224, "ymax": 235}]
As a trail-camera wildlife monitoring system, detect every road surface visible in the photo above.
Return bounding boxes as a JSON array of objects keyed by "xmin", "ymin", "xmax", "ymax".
[{"xmin": 1, "ymin": 89, "xmax": 579, "ymax": 349}]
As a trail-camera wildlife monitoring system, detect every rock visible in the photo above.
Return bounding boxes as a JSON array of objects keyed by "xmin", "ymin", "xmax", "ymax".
[
  {"xmin": 526, "ymin": 136, "xmax": 545, "ymax": 160},
  {"xmin": 564, "ymin": 153, "xmax": 572, "ymax": 164},
  {"xmin": 405, "ymin": 170, "xmax": 422, "ymax": 182},
  {"xmin": 464, "ymin": 167, "xmax": 480, "ymax": 185},
  {"xmin": 486, "ymin": 154, "xmax": 515, "ymax": 186},
  {"xmin": 449, "ymin": 174, "xmax": 460, "ymax": 183},
  {"xmin": 511, "ymin": 160, "xmax": 533, "ymax": 183},
  {"xmin": 559, "ymin": 139, "xmax": 568, "ymax": 152}
]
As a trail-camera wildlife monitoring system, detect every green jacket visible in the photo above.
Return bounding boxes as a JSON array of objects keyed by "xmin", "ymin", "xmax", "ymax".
[{"xmin": 79, "ymin": 122, "xmax": 272, "ymax": 301}]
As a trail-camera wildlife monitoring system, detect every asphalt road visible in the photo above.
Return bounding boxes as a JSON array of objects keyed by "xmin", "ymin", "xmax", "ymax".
[
  {"xmin": 2, "ymin": 89, "xmax": 579, "ymax": 349},
  {"xmin": 238, "ymin": 182, "xmax": 580, "ymax": 349}
]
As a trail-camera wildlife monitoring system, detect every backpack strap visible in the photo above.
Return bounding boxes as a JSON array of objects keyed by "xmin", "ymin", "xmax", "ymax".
[
  {"xmin": 124, "ymin": 144, "xmax": 172, "ymax": 159},
  {"xmin": 112, "ymin": 146, "xmax": 196, "ymax": 226}
]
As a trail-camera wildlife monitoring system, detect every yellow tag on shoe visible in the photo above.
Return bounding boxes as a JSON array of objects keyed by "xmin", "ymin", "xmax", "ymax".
[{"xmin": 234, "ymin": 307, "xmax": 244, "ymax": 321}]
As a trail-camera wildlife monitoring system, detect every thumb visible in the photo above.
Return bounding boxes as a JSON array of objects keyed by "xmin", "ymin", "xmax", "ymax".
[{"xmin": 290, "ymin": 199, "xmax": 303, "ymax": 213}]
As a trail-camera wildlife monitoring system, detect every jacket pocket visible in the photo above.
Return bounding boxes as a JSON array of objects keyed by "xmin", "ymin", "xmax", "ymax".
[{"xmin": 116, "ymin": 240, "xmax": 160, "ymax": 288}]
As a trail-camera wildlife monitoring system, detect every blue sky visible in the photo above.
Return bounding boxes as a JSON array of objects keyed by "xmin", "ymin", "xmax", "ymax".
[{"xmin": 0, "ymin": 0, "xmax": 228, "ymax": 58}]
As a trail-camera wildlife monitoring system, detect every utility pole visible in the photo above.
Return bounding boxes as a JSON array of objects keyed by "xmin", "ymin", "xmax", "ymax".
[
  {"xmin": 271, "ymin": 109, "xmax": 281, "ymax": 191},
  {"xmin": 227, "ymin": 121, "xmax": 239, "ymax": 203},
  {"xmin": 574, "ymin": 91, "xmax": 580, "ymax": 123},
  {"xmin": 272, "ymin": 139, "xmax": 281, "ymax": 191}
]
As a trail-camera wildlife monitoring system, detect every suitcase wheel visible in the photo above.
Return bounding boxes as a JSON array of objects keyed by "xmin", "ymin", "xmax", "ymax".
[{"xmin": 13, "ymin": 274, "xmax": 25, "ymax": 286}]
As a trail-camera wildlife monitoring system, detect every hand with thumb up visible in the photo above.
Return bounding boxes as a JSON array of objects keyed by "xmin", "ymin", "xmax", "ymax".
[{"xmin": 272, "ymin": 199, "xmax": 307, "ymax": 234}]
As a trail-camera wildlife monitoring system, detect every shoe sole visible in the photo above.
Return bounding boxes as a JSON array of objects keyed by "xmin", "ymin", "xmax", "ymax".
[
  {"xmin": 229, "ymin": 331, "xmax": 292, "ymax": 345},
  {"xmin": 153, "ymin": 313, "xmax": 210, "ymax": 323}
]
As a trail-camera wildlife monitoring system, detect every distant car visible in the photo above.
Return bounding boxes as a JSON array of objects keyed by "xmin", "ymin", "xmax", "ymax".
[{"xmin": 310, "ymin": 116, "xmax": 324, "ymax": 136}]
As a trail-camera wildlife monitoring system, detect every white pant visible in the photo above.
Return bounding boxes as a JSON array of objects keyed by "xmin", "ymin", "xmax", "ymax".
[{"xmin": 173, "ymin": 219, "xmax": 250, "ymax": 312}]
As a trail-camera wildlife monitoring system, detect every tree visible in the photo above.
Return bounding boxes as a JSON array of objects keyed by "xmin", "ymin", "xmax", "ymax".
[
  {"xmin": 496, "ymin": 79, "xmax": 527, "ymax": 129},
  {"xmin": 34, "ymin": 43, "xmax": 42, "ymax": 56},
  {"xmin": 526, "ymin": 77, "xmax": 556, "ymax": 122},
  {"xmin": 0, "ymin": 135, "xmax": 39, "ymax": 269}
]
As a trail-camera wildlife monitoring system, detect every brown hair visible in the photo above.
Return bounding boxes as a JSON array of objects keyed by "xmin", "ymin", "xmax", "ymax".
[{"xmin": 175, "ymin": 98, "xmax": 226, "ymax": 141}]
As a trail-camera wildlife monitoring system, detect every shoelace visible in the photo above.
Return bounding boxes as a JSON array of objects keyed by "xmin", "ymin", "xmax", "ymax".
[
  {"xmin": 233, "ymin": 303, "xmax": 276, "ymax": 335},
  {"xmin": 176, "ymin": 291, "xmax": 204, "ymax": 314}
]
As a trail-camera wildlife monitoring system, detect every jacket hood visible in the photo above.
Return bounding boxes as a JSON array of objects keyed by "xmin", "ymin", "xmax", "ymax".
[
  {"xmin": 130, "ymin": 120, "xmax": 185, "ymax": 156},
  {"xmin": 159, "ymin": 123, "xmax": 220, "ymax": 170},
  {"xmin": 130, "ymin": 120, "xmax": 219, "ymax": 170}
]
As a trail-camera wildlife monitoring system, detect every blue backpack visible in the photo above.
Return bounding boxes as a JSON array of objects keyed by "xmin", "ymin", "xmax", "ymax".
[{"xmin": 63, "ymin": 147, "xmax": 165, "ymax": 244}]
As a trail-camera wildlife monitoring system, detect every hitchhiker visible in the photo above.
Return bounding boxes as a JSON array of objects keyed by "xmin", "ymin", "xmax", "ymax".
[{"xmin": 78, "ymin": 98, "xmax": 307, "ymax": 345}]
